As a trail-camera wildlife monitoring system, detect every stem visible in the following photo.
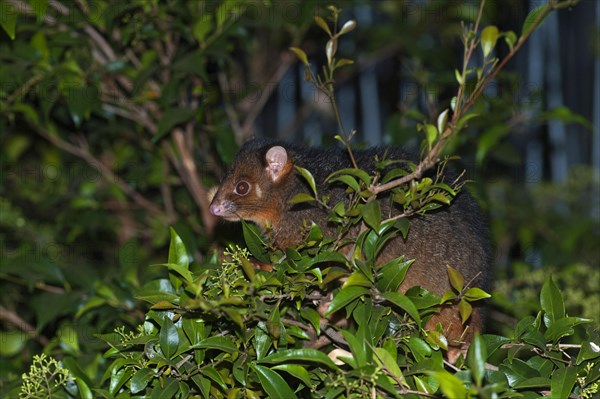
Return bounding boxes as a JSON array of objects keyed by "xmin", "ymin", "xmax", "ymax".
[{"xmin": 328, "ymin": 89, "xmax": 358, "ymax": 168}]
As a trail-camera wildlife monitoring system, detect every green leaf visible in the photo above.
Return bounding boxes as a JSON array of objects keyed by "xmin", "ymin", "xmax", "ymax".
[
  {"xmin": 340, "ymin": 329, "xmax": 366, "ymax": 368},
  {"xmin": 329, "ymin": 174, "xmax": 361, "ymax": 192},
  {"xmin": 437, "ymin": 109, "xmax": 449, "ymax": 134},
  {"xmin": 159, "ymin": 262, "xmax": 194, "ymax": 288},
  {"xmin": 360, "ymin": 200, "xmax": 381, "ymax": 231},
  {"xmin": 288, "ymin": 192, "xmax": 315, "ymax": 204},
  {"xmin": 499, "ymin": 359, "xmax": 541, "ymax": 387},
  {"xmin": 374, "ymin": 347, "xmax": 404, "ymax": 382},
  {"xmin": 0, "ymin": 2, "xmax": 17, "ymax": 39},
  {"xmin": 197, "ymin": 336, "xmax": 237, "ymax": 353},
  {"xmin": 454, "ymin": 69, "xmax": 463, "ymax": 85},
  {"xmin": 109, "ymin": 368, "xmax": 134, "ymax": 396},
  {"xmin": 254, "ymin": 323, "xmax": 271, "ymax": 361},
  {"xmin": 467, "ymin": 335, "xmax": 487, "ymax": 387},
  {"xmin": 339, "ymin": 20, "xmax": 357, "ymax": 35},
  {"xmin": 242, "ymin": 220, "xmax": 270, "ymax": 263},
  {"xmin": 152, "ymin": 108, "xmax": 194, "ymax": 143},
  {"xmin": 62, "ymin": 357, "xmax": 94, "ymax": 399},
  {"xmin": 481, "ymin": 25, "xmax": 499, "ymax": 57},
  {"xmin": 289, "ymin": 47, "xmax": 309, "ymax": 66},
  {"xmin": 447, "ymin": 266, "xmax": 464, "ymax": 292},
  {"xmin": 455, "ymin": 112, "xmax": 479, "ymax": 130},
  {"xmin": 463, "ymin": 287, "xmax": 491, "ymax": 301},
  {"xmin": 271, "ymin": 364, "xmax": 312, "ymax": 388},
  {"xmin": 476, "ymin": 124, "xmax": 511, "ymax": 164},
  {"xmin": 458, "ymin": 299, "xmax": 472, "ymax": 324},
  {"xmin": 540, "ymin": 275, "xmax": 565, "ymax": 328},
  {"xmin": 314, "ymin": 16, "xmax": 332, "ymax": 36},
  {"xmin": 428, "ymin": 371, "xmax": 468, "ymax": 399},
  {"xmin": 160, "ymin": 316, "xmax": 179, "ymax": 359},
  {"xmin": 376, "ymin": 257, "xmax": 413, "ymax": 292},
  {"xmin": 300, "ymin": 308, "xmax": 322, "ymax": 335},
  {"xmin": 538, "ymin": 105, "xmax": 593, "ymax": 129},
  {"xmin": 544, "ymin": 316, "xmax": 592, "ymax": 343},
  {"xmin": 325, "ymin": 286, "xmax": 369, "ymax": 316},
  {"xmin": 550, "ymin": 367, "xmax": 577, "ymax": 399},
  {"xmin": 521, "ymin": 3, "xmax": 549, "ymax": 38},
  {"xmin": 130, "ymin": 368, "xmax": 154, "ymax": 394},
  {"xmin": 151, "ymin": 376, "xmax": 179, "ymax": 399},
  {"xmin": 193, "ymin": 18, "xmax": 212, "ymax": 43},
  {"xmin": 191, "ymin": 375, "xmax": 211, "ymax": 398},
  {"xmin": 343, "ymin": 272, "xmax": 372, "ymax": 288},
  {"xmin": 295, "ymin": 166, "xmax": 318, "ymax": 196},
  {"xmin": 504, "ymin": 30, "xmax": 517, "ymax": 50},
  {"xmin": 327, "ymin": 168, "xmax": 371, "ymax": 186},
  {"xmin": 240, "ymin": 257, "xmax": 256, "ymax": 282},
  {"xmin": 168, "ymin": 227, "xmax": 189, "ymax": 266},
  {"xmin": 381, "ymin": 292, "xmax": 420, "ymax": 324},
  {"xmin": 260, "ymin": 349, "xmax": 338, "ymax": 370},
  {"xmin": 251, "ymin": 364, "xmax": 295, "ymax": 399},
  {"xmin": 65, "ymin": 87, "xmax": 97, "ymax": 127},
  {"xmin": 421, "ymin": 123, "xmax": 438, "ymax": 149},
  {"xmin": 576, "ymin": 339, "xmax": 600, "ymax": 364}
]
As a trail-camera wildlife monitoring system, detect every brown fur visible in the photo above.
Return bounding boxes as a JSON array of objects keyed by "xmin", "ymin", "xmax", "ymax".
[{"xmin": 209, "ymin": 139, "xmax": 492, "ymax": 356}]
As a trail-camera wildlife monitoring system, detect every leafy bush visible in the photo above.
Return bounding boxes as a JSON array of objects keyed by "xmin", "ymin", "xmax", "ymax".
[
  {"xmin": 41, "ymin": 227, "xmax": 595, "ymax": 398},
  {"xmin": 1, "ymin": 1, "xmax": 597, "ymax": 398}
]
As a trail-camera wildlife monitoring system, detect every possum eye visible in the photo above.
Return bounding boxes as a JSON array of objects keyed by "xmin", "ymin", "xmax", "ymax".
[{"xmin": 234, "ymin": 181, "xmax": 251, "ymax": 196}]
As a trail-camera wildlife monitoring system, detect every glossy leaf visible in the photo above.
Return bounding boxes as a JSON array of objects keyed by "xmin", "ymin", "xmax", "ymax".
[
  {"xmin": 130, "ymin": 368, "xmax": 154, "ymax": 394},
  {"xmin": 324, "ymin": 286, "xmax": 369, "ymax": 316},
  {"xmin": 467, "ymin": 335, "xmax": 487, "ymax": 387},
  {"xmin": 289, "ymin": 192, "xmax": 315, "ymax": 204},
  {"xmin": 381, "ymin": 292, "xmax": 420, "ymax": 324},
  {"xmin": 197, "ymin": 336, "xmax": 237, "ymax": 353},
  {"xmin": 428, "ymin": 371, "xmax": 468, "ymax": 399},
  {"xmin": 360, "ymin": 200, "xmax": 381, "ymax": 231},
  {"xmin": 261, "ymin": 349, "xmax": 338, "ymax": 370},
  {"xmin": 295, "ymin": 166, "xmax": 318, "ymax": 197},
  {"xmin": 463, "ymin": 287, "xmax": 492, "ymax": 301},
  {"xmin": 329, "ymin": 174, "xmax": 361, "ymax": 192},
  {"xmin": 160, "ymin": 316, "xmax": 179, "ymax": 360},
  {"xmin": 550, "ymin": 367, "xmax": 577, "ymax": 399},
  {"xmin": 251, "ymin": 364, "xmax": 296, "ymax": 399},
  {"xmin": 540, "ymin": 275, "xmax": 565, "ymax": 328},
  {"xmin": 374, "ymin": 347, "xmax": 404, "ymax": 383},
  {"xmin": 327, "ymin": 168, "xmax": 371, "ymax": 185},
  {"xmin": 271, "ymin": 364, "xmax": 312, "ymax": 388},
  {"xmin": 376, "ymin": 257, "xmax": 413, "ymax": 292},
  {"xmin": 242, "ymin": 220, "xmax": 270, "ymax": 263}
]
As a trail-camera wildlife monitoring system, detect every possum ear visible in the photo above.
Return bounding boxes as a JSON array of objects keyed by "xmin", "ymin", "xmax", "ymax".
[{"xmin": 265, "ymin": 146, "xmax": 292, "ymax": 182}]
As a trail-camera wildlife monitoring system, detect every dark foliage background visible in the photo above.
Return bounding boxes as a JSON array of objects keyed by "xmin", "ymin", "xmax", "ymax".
[{"xmin": 0, "ymin": 0, "xmax": 598, "ymax": 396}]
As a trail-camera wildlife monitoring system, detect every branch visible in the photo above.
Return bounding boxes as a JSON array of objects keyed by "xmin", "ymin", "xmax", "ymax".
[
  {"xmin": 36, "ymin": 128, "xmax": 164, "ymax": 216},
  {"xmin": 164, "ymin": 128, "xmax": 217, "ymax": 234},
  {"xmin": 0, "ymin": 305, "xmax": 49, "ymax": 346},
  {"xmin": 240, "ymin": 53, "xmax": 296, "ymax": 140}
]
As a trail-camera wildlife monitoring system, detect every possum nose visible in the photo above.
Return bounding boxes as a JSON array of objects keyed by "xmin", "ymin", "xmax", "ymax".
[{"xmin": 209, "ymin": 203, "xmax": 224, "ymax": 216}]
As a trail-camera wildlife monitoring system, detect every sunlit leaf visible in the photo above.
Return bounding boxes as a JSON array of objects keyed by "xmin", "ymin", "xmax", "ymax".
[
  {"xmin": 289, "ymin": 46, "xmax": 309, "ymax": 66},
  {"xmin": 481, "ymin": 25, "xmax": 499, "ymax": 57}
]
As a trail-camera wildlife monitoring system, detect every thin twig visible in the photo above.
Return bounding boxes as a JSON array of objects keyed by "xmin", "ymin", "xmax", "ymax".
[
  {"xmin": 36, "ymin": 128, "xmax": 164, "ymax": 216},
  {"xmin": 0, "ymin": 305, "xmax": 49, "ymax": 346}
]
